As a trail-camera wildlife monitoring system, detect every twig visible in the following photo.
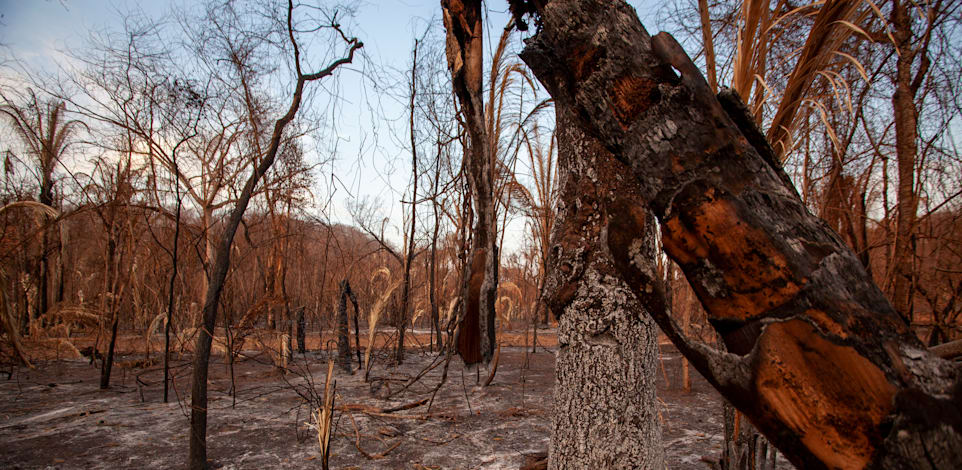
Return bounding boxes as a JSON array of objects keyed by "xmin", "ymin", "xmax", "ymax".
[
  {"xmin": 346, "ymin": 410, "xmax": 403, "ymax": 459},
  {"xmin": 338, "ymin": 397, "xmax": 428, "ymax": 415},
  {"xmin": 387, "ymin": 350, "xmax": 447, "ymax": 398},
  {"xmin": 418, "ymin": 433, "xmax": 461, "ymax": 445}
]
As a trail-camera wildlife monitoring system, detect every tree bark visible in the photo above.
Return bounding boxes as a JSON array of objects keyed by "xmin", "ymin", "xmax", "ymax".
[
  {"xmin": 889, "ymin": 0, "xmax": 922, "ymax": 324},
  {"xmin": 397, "ymin": 39, "xmax": 421, "ymax": 365},
  {"xmin": 441, "ymin": 0, "xmax": 498, "ymax": 365},
  {"xmin": 336, "ymin": 279, "xmax": 356, "ymax": 372},
  {"xmin": 519, "ymin": 1, "xmax": 962, "ymax": 468},
  {"xmin": 296, "ymin": 307, "xmax": 306, "ymax": 354},
  {"xmin": 543, "ymin": 105, "xmax": 663, "ymax": 469},
  {"xmin": 164, "ymin": 184, "xmax": 183, "ymax": 403},
  {"xmin": 186, "ymin": 15, "xmax": 361, "ymax": 466}
]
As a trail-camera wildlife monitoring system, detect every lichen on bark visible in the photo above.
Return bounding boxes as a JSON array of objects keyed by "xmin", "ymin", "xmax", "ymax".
[{"xmin": 545, "ymin": 106, "xmax": 663, "ymax": 469}]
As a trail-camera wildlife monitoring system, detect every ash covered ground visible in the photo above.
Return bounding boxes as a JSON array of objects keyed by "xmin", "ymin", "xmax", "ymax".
[{"xmin": 1, "ymin": 331, "xmax": 776, "ymax": 469}]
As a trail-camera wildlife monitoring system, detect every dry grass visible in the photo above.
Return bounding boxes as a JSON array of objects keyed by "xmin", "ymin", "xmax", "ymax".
[
  {"xmin": 0, "ymin": 200, "xmax": 59, "ymax": 220},
  {"xmin": 706, "ymin": 0, "xmax": 877, "ymax": 160},
  {"xmin": 312, "ymin": 359, "xmax": 336, "ymax": 469},
  {"xmin": 364, "ymin": 279, "xmax": 401, "ymax": 373}
]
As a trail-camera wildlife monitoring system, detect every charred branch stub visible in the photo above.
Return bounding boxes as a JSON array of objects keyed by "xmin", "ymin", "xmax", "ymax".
[{"xmin": 521, "ymin": 1, "xmax": 962, "ymax": 469}]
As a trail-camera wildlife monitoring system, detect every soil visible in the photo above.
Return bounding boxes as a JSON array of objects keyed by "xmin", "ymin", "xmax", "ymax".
[{"xmin": 0, "ymin": 329, "xmax": 786, "ymax": 469}]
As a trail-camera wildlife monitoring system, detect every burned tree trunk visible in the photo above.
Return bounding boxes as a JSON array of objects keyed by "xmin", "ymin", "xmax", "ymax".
[
  {"xmin": 295, "ymin": 307, "xmax": 305, "ymax": 354},
  {"xmin": 518, "ymin": 1, "xmax": 961, "ymax": 468},
  {"xmin": 186, "ymin": 18, "xmax": 361, "ymax": 467},
  {"xmin": 336, "ymin": 279, "xmax": 358, "ymax": 372},
  {"xmin": 542, "ymin": 106, "xmax": 663, "ymax": 469},
  {"xmin": 441, "ymin": 0, "xmax": 499, "ymax": 365}
]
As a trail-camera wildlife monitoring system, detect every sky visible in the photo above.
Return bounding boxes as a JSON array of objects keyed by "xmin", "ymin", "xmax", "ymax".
[{"xmin": 0, "ymin": 0, "xmax": 661, "ymax": 253}]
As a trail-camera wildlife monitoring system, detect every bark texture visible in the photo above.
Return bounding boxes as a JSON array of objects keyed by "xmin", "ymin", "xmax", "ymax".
[
  {"xmin": 889, "ymin": 0, "xmax": 923, "ymax": 323},
  {"xmin": 336, "ymin": 279, "xmax": 358, "ymax": 372},
  {"xmin": 544, "ymin": 106, "xmax": 663, "ymax": 469},
  {"xmin": 296, "ymin": 307, "xmax": 305, "ymax": 354},
  {"xmin": 519, "ymin": 1, "xmax": 962, "ymax": 468},
  {"xmin": 441, "ymin": 0, "xmax": 498, "ymax": 365}
]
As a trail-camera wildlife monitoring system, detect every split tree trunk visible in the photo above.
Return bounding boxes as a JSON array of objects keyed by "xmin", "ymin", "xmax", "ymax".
[
  {"xmin": 519, "ymin": 1, "xmax": 961, "ymax": 468},
  {"xmin": 441, "ymin": 0, "xmax": 498, "ymax": 365},
  {"xmin": 543, "ymin": 106, "xmax": 663, "ymax": 469}
]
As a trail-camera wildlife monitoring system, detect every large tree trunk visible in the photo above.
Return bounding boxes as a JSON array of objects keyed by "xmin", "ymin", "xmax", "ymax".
[
  {"xmin": 442, "ymin": 0, "xmax": 498, "ymax": 365},
  {"xmin": 543, "ymin": 105, "xmax": 663, "ymax": 469},
  {"xmin": 518, "ymin": 1, "xmax": 961, "ymax": 468}
]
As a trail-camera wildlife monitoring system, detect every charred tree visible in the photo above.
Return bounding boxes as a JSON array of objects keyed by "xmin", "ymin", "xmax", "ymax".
[
  {"xmin": 296, "ymin": 307, "xmax": 306, "ymax": 354},
  {"xmin": 441, "ymin": 0, "xmax": 499, "ymax": 365},
  {"xmin": 186, "ymin": 6, "xmax": 361, "ymax": 466},
  {"xmin": 518, "ymin": 1, "xmax": 962, "ymax": 468},
  {"xmin": 336, "ymin": 279, "xmax": 358, "ymax": 372},
  {"xmin": 397, "ymin": 38, "xmax": 422, "ymax": 365},
  {"xmin": 542, "ymin": 105, "xmax": 663, "ymax": 469}
]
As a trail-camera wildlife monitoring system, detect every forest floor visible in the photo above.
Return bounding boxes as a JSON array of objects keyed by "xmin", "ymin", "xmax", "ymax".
[{"xmin": 0, "ymin": 329, "xmax": 784, "ymax": 469}]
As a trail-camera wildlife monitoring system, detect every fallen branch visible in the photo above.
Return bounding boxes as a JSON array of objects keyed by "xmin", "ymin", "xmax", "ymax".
[
  {"xmin": 338, "ymin": 397, "xmax": 429, "ymax": 415},
  {"xmin": 418, "ymin": 433, "xmax": 461, "ymax": 445},
  {"xmin": 388, "ymin": 351, "xmax": 447, "ymax": 399},
  {"xmin": 382, "ymin": 397, "xmax": 429, "ymax": 413},
  {"xmin": 930, "ymin": 339, "xmax": 962, "ymax": 360},
  {"xmin": 345, "ymin": 410, "xmax": 402, "ymax": 459}
]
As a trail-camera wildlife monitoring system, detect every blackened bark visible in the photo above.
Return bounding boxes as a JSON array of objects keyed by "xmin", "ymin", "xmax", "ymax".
[
  {"xmin": 397, "ymin": 39, "xmax": 421, "ymax": 365},
  {"xmin": 336, "ymin": 279, "xmax": 357, "ymax": 372},
  {"xmin": 164, "ymin": 189, "xmax": 182, "ymax": 403},
  {"xmin": 441, "ymin": 0, "xmax": 498, "ymax": 364},
  {"xmin": 186, "ymin": 18, "xmax": 361, "ymax": 467},
  {"xmin": 543, "ymin": 106, "xmax": 663, "ymax": 469},
  {"xmin": 520, "ymin": 1, "xmax": 961, "ymax": 468},
  {"xmin": 100, "ymin": 311, "xmax": 120, "ymax": 389},
  {"xmin": 100, "ymin": 235, "xmax": 119, "ymax": 390},
  {"xmin": 430, "ymin": 163, "xmax": 442, "ymax": 351},
  {"xmin": 889, "ymin": 0, "xmax": 923, "ymax": 323},
  {"xmin": 296, "ymin": 307, "xmax": 306, "ymax": 354},
  {"xmin": 36, "ymin": 166, "xmax": 54, "ymax": 323}
]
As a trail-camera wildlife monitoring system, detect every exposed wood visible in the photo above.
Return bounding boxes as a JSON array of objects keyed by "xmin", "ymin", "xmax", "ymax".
[
  {"xmin": 540, "ymin": 105, "xmax": 663, "ymax": 469},
  {"xmin": 441, "ymin": 0, "xmax": 499, "ymax": 365},
  {"xmin": 519, "ymin": 1, "xmax": 962, "ymax": 468},
  {"xmin": 930, "ymin": 339, "xmax": 962, "ymax": 360}
]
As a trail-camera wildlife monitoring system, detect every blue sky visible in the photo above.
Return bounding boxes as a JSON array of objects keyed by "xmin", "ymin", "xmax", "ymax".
[{"xmin": 0, "ymin": 0, "xmax": 661, "ymax": 253}]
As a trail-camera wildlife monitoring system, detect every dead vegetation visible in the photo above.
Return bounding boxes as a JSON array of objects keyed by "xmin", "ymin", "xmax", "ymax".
[{"xmin": 1, "ymin": 338, "xmax": 757, "ymax": 470}]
